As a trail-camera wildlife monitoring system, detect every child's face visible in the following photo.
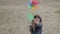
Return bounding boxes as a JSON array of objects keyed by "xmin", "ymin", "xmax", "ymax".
[
  {"xmin": 34, "ymin": 17, "xmax": 40, "ymax": 23},
  {"xmin": 35, "ymin": 17, "xmax": 40, "ymax": 22}
]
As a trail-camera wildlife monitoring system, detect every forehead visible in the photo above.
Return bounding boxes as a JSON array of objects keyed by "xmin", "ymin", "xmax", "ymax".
[
  {"xmin": 35, "ymin": 18, "xmax": 40, "ymax": 20},
  {"xmin": 34, "ymin": 15, "xmax": 40, "ymax": 18}
]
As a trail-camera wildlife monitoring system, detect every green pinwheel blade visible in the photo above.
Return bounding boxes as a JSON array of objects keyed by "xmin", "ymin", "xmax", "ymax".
[{"xmin": 27, "ymin": 13, "xmax": 34, "ymax": 21}]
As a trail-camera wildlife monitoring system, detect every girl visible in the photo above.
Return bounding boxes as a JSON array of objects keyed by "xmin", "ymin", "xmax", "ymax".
[{"xmin": 30, "ymin": 15, "xmax": 42, "ymax": 34}]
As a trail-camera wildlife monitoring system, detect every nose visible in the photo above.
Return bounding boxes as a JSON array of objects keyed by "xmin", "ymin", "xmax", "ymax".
[{"xmin": 36, "ymin": 18, "xmax": 38, "ymax": 21}]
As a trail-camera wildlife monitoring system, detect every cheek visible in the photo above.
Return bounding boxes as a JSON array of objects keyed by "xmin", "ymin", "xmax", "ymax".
[
  {"xmin": 34, "ymin": 19, "xmax": 36, "ymax": 22},
  {"xmin": 37, "ymin": 19, "xmax": 40, "ymax": 22}
]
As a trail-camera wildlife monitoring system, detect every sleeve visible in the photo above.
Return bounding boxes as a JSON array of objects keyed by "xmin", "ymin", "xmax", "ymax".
[{"xmin": 36, "ymin": 23, "xmax": 42, "ymax": 28}]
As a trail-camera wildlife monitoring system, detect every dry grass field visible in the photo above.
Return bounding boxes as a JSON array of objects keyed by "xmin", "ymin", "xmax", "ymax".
[{"xmin": 0, "ymin": 0, "xmax": 60, "ymax": 34}]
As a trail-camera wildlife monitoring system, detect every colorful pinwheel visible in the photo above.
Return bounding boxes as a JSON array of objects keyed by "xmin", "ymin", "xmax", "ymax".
[
  {"xmin": 28, "ymin": 0, "xmax": 39, "ymax": 10},
  {"xmin": 27, "ymin": 0, "xmax": 39, "ymax": 21}
]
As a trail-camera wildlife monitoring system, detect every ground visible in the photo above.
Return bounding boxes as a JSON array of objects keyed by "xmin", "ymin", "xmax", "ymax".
[{"xmin": 0, "ymin": 0, "xmax": 60, "ymax": 34}]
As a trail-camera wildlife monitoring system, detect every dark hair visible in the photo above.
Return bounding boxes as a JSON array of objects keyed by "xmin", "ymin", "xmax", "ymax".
[{"xmin": 34, "ymin": 15, "xmax": 42, "ymax": 22}]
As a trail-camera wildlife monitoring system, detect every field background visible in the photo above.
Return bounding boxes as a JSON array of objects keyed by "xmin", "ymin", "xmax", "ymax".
[{"xmin": 0, "ymin": 0, "xmax": 60, "ymax": 34}]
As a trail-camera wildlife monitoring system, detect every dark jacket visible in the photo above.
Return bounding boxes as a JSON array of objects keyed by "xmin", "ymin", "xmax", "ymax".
[{"xmin": 30, "ymin": 22, "xmax": 42, "ymax": 34}]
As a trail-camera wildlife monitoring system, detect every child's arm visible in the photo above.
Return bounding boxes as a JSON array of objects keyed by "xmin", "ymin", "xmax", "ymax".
[{"xmin": 32, "ymin": 20, "xmax": 34, "ymax": 31}]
